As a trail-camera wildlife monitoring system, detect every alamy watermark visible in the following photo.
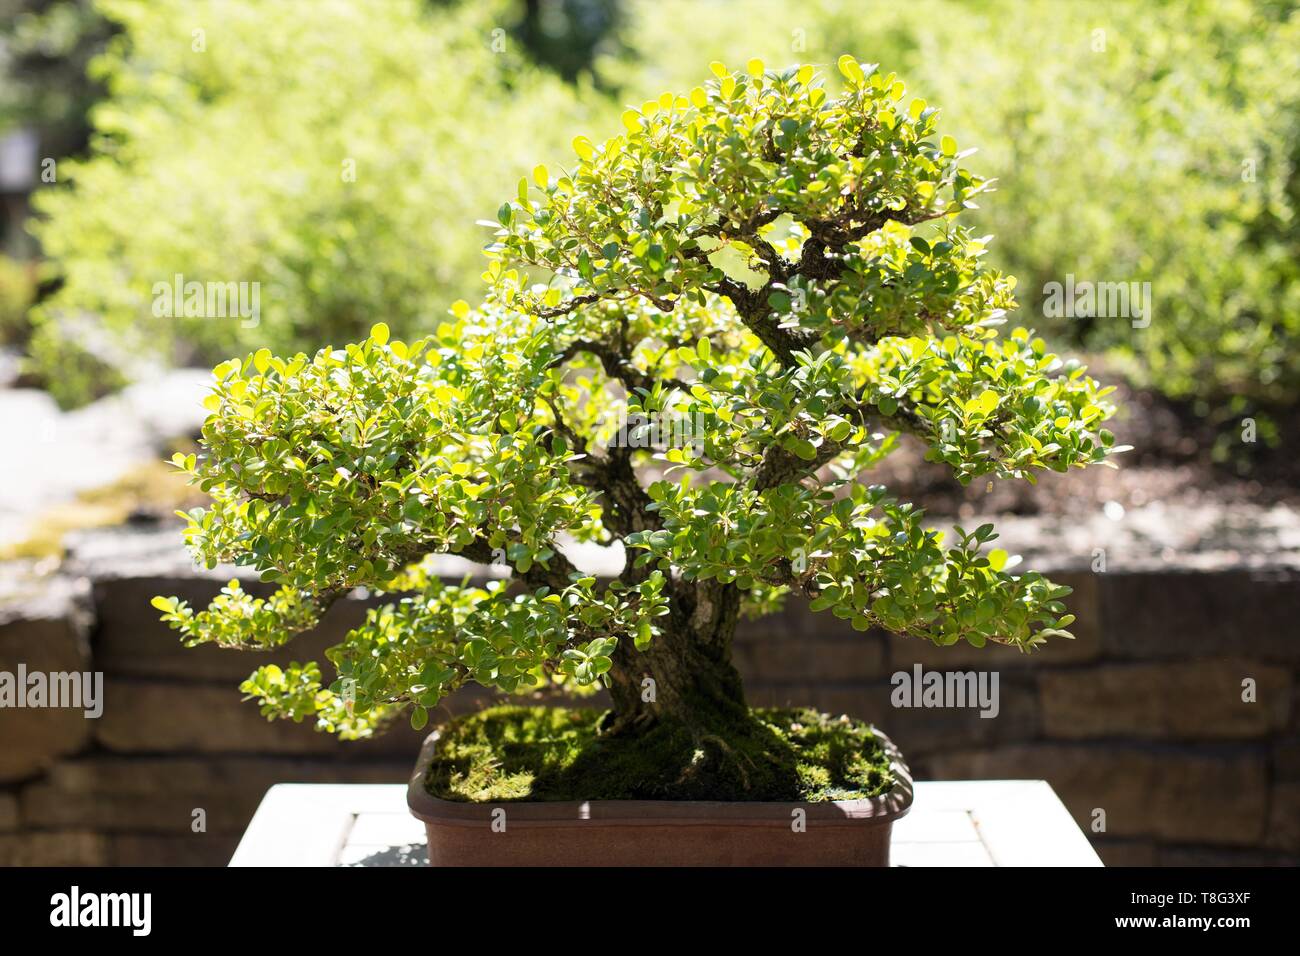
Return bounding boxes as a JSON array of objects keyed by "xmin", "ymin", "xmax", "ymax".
[
  {"xmin": 152, "ymin": 273, "xmax": 260, "ymax": 328},
  {"xmin": 891, "ymin": 664, "xmax": 1000, "ymax": 718},
  {"xmin": 607, "ymin": 408, "xmax": 708, "ymax": 457},
  {"xmin": 0, "ymin": 665, "xmax": 103, "ymax": 718},
  {"xmin": 50, "ymin": 886, "xmax": 151, "ymax": 936},
  {"xmin": 1042, "ymin": 274, "xmax": 1151, "ymax": 328}
]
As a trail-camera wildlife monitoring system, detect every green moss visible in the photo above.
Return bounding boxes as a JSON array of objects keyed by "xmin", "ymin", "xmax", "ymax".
[{"xmin": 425, "ymin": 705, "xmax": 895, "ymax": 803}]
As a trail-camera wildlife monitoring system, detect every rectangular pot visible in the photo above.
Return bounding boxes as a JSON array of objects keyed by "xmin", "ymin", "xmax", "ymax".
[{"xmin": 406, "ymin": 728, "xmax": 913, "ymax": 866}]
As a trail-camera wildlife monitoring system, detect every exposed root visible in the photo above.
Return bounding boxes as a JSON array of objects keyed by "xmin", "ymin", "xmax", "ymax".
[{"xmin": 695, "ymin": 731, "xmax": 753, "ymax": 790}]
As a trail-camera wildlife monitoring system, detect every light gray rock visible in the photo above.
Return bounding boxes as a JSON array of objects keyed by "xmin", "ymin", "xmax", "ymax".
[
  {"xmin": 931, "ymin": 502, "xmax": 1300, "ymax": 573},
  {"xmin": 0, "ymin": 369, "xmax": 212, "ymax": 547}
]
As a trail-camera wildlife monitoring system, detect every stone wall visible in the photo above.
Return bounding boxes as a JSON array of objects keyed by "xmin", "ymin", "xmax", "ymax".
[{"xmin": 1, "ymin": 528, "xmax": 1297, "ymax": 866}]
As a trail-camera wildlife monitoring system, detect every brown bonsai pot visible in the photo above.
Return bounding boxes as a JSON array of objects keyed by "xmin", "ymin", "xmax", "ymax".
[{"xmin": 406, "ymin": 726, "xmax": 913, "ymax": 867}]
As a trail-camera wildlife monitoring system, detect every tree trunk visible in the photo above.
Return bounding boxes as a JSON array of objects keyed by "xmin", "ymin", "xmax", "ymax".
[
  {"xmin": 597, "ymin": 579, "xmax": 809, "ymax": 800},
  {"xmin": 605, "ymin": 579, "xmax": 748, "ymax": 733}
]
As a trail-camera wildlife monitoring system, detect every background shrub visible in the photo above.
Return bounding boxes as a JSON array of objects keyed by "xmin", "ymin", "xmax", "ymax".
[
  {"xmin": 599, "ymin": 0, "xmax": 1300, "ymax": 412},
  {"xmin": 17, "ymin": 0, "xmax": 1300, "ymax": 423},
  {"xmin": 28, "ymin": 0, "xmax": 594, "ymax": 403}
]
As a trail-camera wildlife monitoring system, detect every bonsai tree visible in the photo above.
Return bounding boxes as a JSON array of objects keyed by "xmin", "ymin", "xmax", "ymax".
[{"xmin": 154, "ymin": 57, "xmax": 1121, "ymax": 798}]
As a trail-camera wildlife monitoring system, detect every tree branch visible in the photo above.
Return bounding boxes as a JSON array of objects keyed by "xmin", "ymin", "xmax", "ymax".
[
  {"xmin": 752, "ymin": 439, "xmax": 846, "ymax": 491},
  {"xmin": 552, "ymin": 339, "xmax": 688, "ymax": 395}
]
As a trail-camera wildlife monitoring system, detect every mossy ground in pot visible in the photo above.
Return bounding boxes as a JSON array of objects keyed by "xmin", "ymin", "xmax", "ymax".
[{"xmin": 424, "ymin": 704, "xmax": 895, "ymax": 803}]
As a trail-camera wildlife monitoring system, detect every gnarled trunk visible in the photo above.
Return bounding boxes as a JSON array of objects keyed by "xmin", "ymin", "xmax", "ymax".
[
  {"xmin": 605, "ymin": 579, "xmax": 748, "ymax": 733},
  {"xmin": 597, "ymin": 578, "xmax": 808, "ymax": 800}
]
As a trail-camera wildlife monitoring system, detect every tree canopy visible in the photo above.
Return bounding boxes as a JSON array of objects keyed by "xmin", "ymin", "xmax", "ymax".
[{"xmin": 156, "ymin": 58, "xmax": 1121, "ymax": 737}]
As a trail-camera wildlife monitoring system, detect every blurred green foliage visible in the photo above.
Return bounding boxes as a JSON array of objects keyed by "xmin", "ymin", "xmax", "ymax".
[
  {"xmin": 0, "ymin": 0, "xmax": 111, "ymax": 156},
  {"xmin": 598, "ymin": 0, "xmax": 1300, "ymax": 413},
  {"xmin": 18, "ymin": 0, "xmax": 1300, "ymax": 422},
  {"xmin": 28, "ymin": 0, "xmax": 595, "ymax": 403},
  {"xmin": 503, "ymin": 0, "xmax": 623, "ymax": 83},
  {"xmin": 0, "ymin": 254, "xmax": 36, "ymax": 343}
]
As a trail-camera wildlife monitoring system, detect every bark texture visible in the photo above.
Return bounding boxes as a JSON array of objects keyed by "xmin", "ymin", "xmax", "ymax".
[{"xmin": 605, "ymin": 578, "xmax": 747, "ymax": 734}]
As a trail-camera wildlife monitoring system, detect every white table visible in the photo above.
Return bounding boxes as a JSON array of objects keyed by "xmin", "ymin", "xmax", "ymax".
[{"xmin": 230, "ymin": 780, "xmax": 1102, "ymax": 866}]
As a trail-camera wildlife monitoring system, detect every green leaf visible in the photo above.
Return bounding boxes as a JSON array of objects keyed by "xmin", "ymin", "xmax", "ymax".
[
  {"xmin": 827, "ymin": 418, "xmax": 853, "ymax": 443},
  {"xmin": 964, "ymin": 390, "xmax": 1000, "ymax": 415},
  {"xmin": 410, "ymin": 706, "xmax": 429, "ymax": 731},
  {"xmin": 784, "ymin": 435, "xmax": 818, "ymax": 460},
  {"xmin": 837, "ymin": 54, "xmax": 864, "ymax": 85}
]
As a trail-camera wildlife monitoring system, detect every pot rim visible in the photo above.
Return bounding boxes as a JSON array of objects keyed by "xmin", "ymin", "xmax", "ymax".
[{"xmin": 406, "ymin": 722, "xmax": 914, "ymax": 829}]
